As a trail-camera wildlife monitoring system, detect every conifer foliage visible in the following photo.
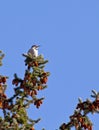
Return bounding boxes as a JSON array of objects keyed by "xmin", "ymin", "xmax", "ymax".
[
  {"xmin": 0, "ymin": 49, "xmax": 99, "ymax": 130},
  {"xmin": 0, "ymin": 50, "xmax": 50, "ymax": 130},
  {"xmin": 59, "ymin": 90, "xmax": 99, "ymax": 130}
]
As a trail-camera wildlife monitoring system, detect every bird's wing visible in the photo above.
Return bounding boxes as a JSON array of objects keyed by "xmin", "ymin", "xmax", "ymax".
[
  {"xmin": 28, "ymin": 49, "xmax": 33, "ymax": 54},
  {"xmin": 27, "ymin": 49, "xmax": 35, "ymax": 58}
]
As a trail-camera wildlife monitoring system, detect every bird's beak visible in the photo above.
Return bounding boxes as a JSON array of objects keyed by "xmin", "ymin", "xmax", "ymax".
[{"xmin": 36, "ymin": 45, "xmax": 40, "ymax": 48}]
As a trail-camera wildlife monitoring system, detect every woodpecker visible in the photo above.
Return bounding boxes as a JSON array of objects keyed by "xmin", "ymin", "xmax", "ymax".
[{"xmin": 28, "ymin": 45, "xmax": 40, "ymax": 58}]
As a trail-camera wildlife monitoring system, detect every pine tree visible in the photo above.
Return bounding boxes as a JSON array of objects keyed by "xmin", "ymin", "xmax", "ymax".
[
  {"xmin": 59, "ymin": 90, "xmax": 99, "ymax": 130},
  {"xmin": 0, "ymin": 49, "xmax": 99, "ymax": 130},
  {"xmin": 0, "ymin": 50, "xmax": 50, "ymax": 130}
]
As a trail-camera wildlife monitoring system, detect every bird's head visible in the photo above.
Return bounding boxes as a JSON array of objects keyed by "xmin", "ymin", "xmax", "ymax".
[{"xmin": 31, "ymin": 45, "xmax": 40, "ymax": 50}]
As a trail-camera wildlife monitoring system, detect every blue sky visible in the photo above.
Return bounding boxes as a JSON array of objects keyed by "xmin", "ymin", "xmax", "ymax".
[{"xmin": 0, "ymin": 0, "xmax": 99, "ymax": 129}]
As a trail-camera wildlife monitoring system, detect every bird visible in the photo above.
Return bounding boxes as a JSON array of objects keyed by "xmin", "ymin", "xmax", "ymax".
[{"xmin": 27, "ymin": 45, "xmax": 40, "ymax": 58}]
